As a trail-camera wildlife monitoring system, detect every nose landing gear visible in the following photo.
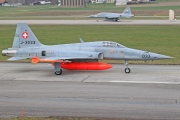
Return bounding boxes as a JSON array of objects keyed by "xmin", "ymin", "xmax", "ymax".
[{"xmin": 125, "ymin": 60, "xmax": 131, "ymax": 73}]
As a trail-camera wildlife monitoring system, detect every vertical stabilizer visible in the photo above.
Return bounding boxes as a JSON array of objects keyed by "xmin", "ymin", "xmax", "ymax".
[
  {"xmin": 123, "ymin": 6, "xmax": 132, "ymax": 14},
  {"xmin": 12, "ymin": 25, "xmax": 20, "ymax": 48},
  {"xmin": 12, "ymin": 23, "xmax": 44, "ymax": 48}
]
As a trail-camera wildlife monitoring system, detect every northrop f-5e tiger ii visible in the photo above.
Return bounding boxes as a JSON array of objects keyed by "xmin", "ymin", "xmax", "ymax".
[
  {"xmin": 87, "ymin": 6, "xmax": 134, "ymax": 22},
  {"xmin": 2, "ymin": 23, "xmax": 172, "ymax": 75}
]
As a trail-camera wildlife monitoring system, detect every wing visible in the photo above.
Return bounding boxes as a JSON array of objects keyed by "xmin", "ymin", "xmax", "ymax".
[
  {"xmin": 31, "ymin": 51, "xmax": 103, "ymax": 64},
  {"xmin": 52, "ymin": 51, "xmax": 102, "ymax": 60},
  {"xmin": 103, "ymin": 13, "xmax": 120, "ymax": 19},
  {"xmin": 8, "ymin": 57, "xmax": 29, "ymax": 61},
  {"xmin": 106, "ymin": 15, "xmax": 120, "ymax": 19}
]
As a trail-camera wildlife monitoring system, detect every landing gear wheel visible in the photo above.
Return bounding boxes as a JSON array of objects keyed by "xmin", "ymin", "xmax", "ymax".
[
  {"xmin": 113, "ymin": 18, "xmax": 118, "ymax": 22},
  {"xmin": 55, "ymin": 69, "xmax": 62, "ymax": 75},
  {"xmin": 125, "ymin": 68, "xmax": 130, "ymax": 73}
]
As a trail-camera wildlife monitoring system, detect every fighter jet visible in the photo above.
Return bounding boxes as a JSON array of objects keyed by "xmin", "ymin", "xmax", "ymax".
[
  {"xmin": 87, "ymin": 6, "xmax": 134, "ymax": 22},
  {"xmin": 2, "ymin": 23, "xmax": 172, "ymax": 75}
]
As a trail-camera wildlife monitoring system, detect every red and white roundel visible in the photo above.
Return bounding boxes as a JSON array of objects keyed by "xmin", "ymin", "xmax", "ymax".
[{"xmin": 22, "ymin": 32, "xmax": 28, "ymax": 39}]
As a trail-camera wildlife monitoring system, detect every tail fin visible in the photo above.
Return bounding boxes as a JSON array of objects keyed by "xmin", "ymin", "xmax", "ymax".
[
  {"xmin": 123, "ymin": 6, "xmax": 132, "ymax": 14},
  {"xmin": 12, "ymin": 23, "xmax": 44, "ymax": 48}
]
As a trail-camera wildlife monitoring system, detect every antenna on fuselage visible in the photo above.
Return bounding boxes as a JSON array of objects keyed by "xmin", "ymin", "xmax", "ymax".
[{"xmin": 80, "ymin": 38, "xmax": 85, "ymax": 43}]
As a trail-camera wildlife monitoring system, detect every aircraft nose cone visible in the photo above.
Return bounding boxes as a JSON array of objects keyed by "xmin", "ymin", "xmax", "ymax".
[{"xmin": 157, "ymin": 54, "xmax": 173, "ymax": 59}]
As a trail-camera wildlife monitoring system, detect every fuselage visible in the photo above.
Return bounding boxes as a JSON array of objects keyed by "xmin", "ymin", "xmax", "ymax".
[
  {"xmin": 2, "ymin": 41, "xmax": 171, "ymax": 61},
  {"xmin": 1, "ymin": 23, "xmax": 172, "ymax": 74},
  {"xmin": 89, "ymin": 12, "xmax": 134, "ymax": 19}
]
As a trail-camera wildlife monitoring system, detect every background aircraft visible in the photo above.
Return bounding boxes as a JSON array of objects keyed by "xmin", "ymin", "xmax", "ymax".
[
  {"xmin": 2, "ymin": 23, "xmax": 172, "ymax": 75},
  {"xmin": 87, "ymin": 6, "xmax": 134, "ymax": 22}
]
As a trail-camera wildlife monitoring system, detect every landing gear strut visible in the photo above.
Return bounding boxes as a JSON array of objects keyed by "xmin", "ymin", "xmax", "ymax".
[
  {"xmin": 54, "ymin": 62, "xmax": 62, "ymax": 75},
  {"xmin": 125, "ymin": 60, "xmax": 130, "ymax": 73}
]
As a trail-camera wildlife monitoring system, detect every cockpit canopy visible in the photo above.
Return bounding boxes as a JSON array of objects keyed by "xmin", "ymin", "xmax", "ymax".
[{"xmin": 102, "ymin": 41, "xmax": 126, "ymax": 48}]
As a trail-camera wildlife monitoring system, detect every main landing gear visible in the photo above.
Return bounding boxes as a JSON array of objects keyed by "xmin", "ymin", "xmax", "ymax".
[
  {"xmin": 54, "ymin": 62, "xmax": 62, "ymax": 75},
  {"xmin": 113, "ymin": 18, "xmax": 118, "ymax": 22},
  {"xmin": 125, "ymin": 60, "xmax": 131, "ymax": 73},
  {"xmin": 55, "ymin": 69, "xmax": 62, "ymax": 75}
]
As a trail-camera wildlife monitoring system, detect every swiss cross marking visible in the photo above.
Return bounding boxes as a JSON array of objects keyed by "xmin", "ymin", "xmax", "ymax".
[{"xmin": 22, "ymin": 32, "xmax": 28, "ymax": 39}]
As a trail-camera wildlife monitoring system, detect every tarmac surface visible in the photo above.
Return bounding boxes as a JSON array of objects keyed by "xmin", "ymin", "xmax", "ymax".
[
  {"xmin": 0, "ymin": 62, "xmax": 180, "ymax": 119},
  {"xmin": 0, "ymin": 20, "xmax": 180, "ymax": 25}
]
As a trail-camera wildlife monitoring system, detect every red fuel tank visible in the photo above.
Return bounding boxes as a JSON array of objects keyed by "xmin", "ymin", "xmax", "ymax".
[{"xmin": 61, "ymin": 62, "xmax": 112, "ymax": 70}]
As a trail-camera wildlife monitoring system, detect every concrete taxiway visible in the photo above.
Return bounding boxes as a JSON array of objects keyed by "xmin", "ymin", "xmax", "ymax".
[
  {"xmin": 0, "ymin": 62, "xmax": 180, "ymax": 119},
  {"xmin": 0, "ymin": 20, "xmax": 180, "ymax": 25}
]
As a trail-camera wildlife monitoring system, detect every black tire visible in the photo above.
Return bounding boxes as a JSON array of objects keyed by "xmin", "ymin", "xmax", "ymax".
[
  {"xmin": 55, "ymin": 69, "xmax": 62, "ymax": 75},
  {"xmin": 125, "ymin": 68, "xmax": 130, "ymax": 73}
]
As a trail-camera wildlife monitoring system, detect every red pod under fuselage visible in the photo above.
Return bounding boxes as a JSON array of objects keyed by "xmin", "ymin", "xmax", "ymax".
[{"xmin": 61, "ymin": 62, "xmax": 112, "ymax": 70}]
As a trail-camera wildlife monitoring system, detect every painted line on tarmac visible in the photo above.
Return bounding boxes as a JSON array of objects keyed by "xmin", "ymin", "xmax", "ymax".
[{"xmin": 110, "ymin": 81, "xmax": 180, "ymax": 85}]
